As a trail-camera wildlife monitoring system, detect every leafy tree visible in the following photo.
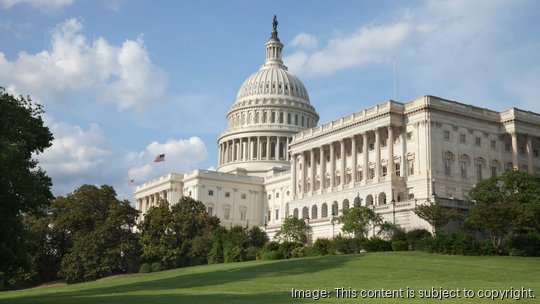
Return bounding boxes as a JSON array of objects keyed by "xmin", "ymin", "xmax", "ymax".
[
  {"xmin": 414, "ymin": 202, "xmax": 460, "ymax": 235},
  {"xmin": 51, "ymin": 185, "xmax": 140, "ymax": 283},
  {"xmin": 333, "ymin": 205, "xmax": 390, "ymax": 238},
  {"xmin": 274, "ymin": 216, "xmax": 311, "ymax": 243},
  {"xmin": 0, "ymin": 88, "xmax": 53, "ymax": 285},
  {"xmin": 466, "ymin": 170, "xmax": 540, "ymax": 253},
  {"xmin": 139, "ymin": 196, "xmax": 219, "ymax": 268}
]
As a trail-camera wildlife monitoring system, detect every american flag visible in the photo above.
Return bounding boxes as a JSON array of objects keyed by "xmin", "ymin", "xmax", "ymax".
[
  {"xmin": 128, "ymin": 179, "xmax": 135, "ymax": 185},
  {"xmin": 154, "ymin": 154, "xmax": 165, "ymax": 162}
]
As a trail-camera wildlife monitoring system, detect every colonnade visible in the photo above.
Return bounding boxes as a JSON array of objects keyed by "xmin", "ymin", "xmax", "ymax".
[
  {"xmin": 511, "ymin": 132, "xmax": 536, "ymax": 173},
  {"xmin": 291, "ymin": 126, "xmax": 407, "ymax": 198},
  {"xmin": 219, "ymin": 136, "xmax": 291, "ymax": 165},
  {"xmin": 136, "ymin": 189, "xmax": 170, "ymax": 214}
]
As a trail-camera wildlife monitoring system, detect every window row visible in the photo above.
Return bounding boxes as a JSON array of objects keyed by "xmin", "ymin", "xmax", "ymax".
[{"xmin": 228, "ymin": 110, "xmax": 315, "ymax": 129}]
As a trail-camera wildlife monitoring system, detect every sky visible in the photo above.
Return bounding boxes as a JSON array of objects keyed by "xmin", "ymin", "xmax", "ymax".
[{"xmin": 1, "ymin": 0, "xmax": 539, "ymax": 202}]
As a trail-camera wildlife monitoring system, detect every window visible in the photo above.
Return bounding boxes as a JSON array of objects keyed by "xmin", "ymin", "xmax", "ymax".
[
  {"xmin": 369, "ymin": 143, "xmax": 375, "ymax": 151},
  {"xmin": 476, "ymin": 164, "xmax": 483, "ymax": 180},
  {"xmin": 407, "ymin": 160, "xmax": 414, "ymax": 175},
  {"xmin": 188, "ymin": 191, "xmax": 192, "ymax": 196},
  {"xmin": 460, "ymin": 134, "xmax": 466, "ymax": 143},
  {"xmin": 382, "ymin": 166, "xmax": 387, "ymax": 177},
  {"xmin": 460, "ymin": 161, "xmax": 467, "ymax": 178},
  {"xmin": 225, "ymin": 192, "xmax": 230, "ymax": 198},
  {"xmin": 276, "ymin": 192, "xmax": 280, "ymax": 198},
  {"xmin": 287, "ymin": 113, "xmax": 291, "ymax": 124},
  {"xmin": 295, "ymin": 114, "xmax": 298, "ymax": 125},
  {"xmin": 301, "ymin": 116, "xmax": 305, "ymax": 127},
  {"xmin": 208, "ymin": 190, "xmax": 214, "ymax": 196},
  {"xmin": 407, "ymin": 132, "xmax": 413, "ymax": 140},
  {"xmin": 271, "ymin": 111, "xmax": 276, "ymax": 123},
  {"xmin": 381, "ymin": 139, "xmax": 387, "ymax": 147},
  {"xmin": 224, "ymin": 207, "xmax": 230, "ymax": 220},
  {"xmin": 207, "ymin": 207, "xmax": 213, "ymax": 216},
  {"xmin": 275, "ymin": 209, "xmax": 279, "ymax": 220},
  {"xmin": 267, "ymin": 210, "xmax": 271, "ymax": 222},
  {"xmin": 368, "ymin": 168, "xmax": 374, "ymax": 180},
  {"xmin": 395, "ymin": 163, "xmax": 400, "ymax": 176},
  {"xmin": 491, "ymin": 166, "xmax": 497, "ymax": 178},
  {"xmin": 475, "ymin": 137, "xmax": 481, "ymax": 146},
  {"xmin": 505, "ymin": 143, "xmax": 511, "ymax": 152},
  {"xmin": 444, "ymin": 130, "xmax": 450, "ymax": 140},
  {"xmin": 491, "ymin": 140, "xmax": 497, "ymax": 149},
  {"xmin": 240, "ymin": 209, "xmax": 247, "ymax": 221},
  {"xmin": 519, "ymin": 146, "xmax": 525, "ymax": 155},
  {"xmin": 268, "ymin": 194, "xmax": 271, "ymax": 200},
  {"xmin": 241, "ymin": 193, "xmax": 247, "ymax": 199},
  {"xmin": 444, "ymin": 159, "xmax": 451, "ymax": 176},
  {"xmin": 357, "ymin": 170, "xmax": 363, "ymax": 181},
  {"xmin": 263, "ymin": 112, "xmax": 267, "ymax": 123},
  {"xmin": 535, "ymin": 149, "xmax": 539, "ymax": 157}
]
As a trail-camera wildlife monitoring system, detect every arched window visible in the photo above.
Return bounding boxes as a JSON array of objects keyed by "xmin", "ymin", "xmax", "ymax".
[
  {"xmin": 293, "ymin": 208, "xmax": 299, "ymax": 218},
  {"xmin": 366, "ymin": 195, "xmax": 374, "ymax": 205},
  {"xmin": 378, "ymin": 192, "xmax": 387, "ymax": 205},
  {"xmin": 302, "ymin": 206, "xmax": 309, "ymax": 219},
  {"xmin": 343, "ymin": 199, "xmax": 350, "ymax": 210},
  {"xmin": 311, "ymin": 205, "xmax": 318, "ymax": 219},
  {"xmin": 353, "ymin": 196, "xmax": 361, "ymax": 206},
  {"xmin": 332, "ymin": 201, "xmax": 339, "ymax": 216},
  {"xmin": 321, "ymin": 203, "xmax": 328, "ymax": 218}
]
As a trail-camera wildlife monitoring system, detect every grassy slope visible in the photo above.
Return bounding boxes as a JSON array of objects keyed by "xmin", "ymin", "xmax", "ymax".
[{"xmin": 0, "ymin": 252, "xmax": 538, "ymax": 304}]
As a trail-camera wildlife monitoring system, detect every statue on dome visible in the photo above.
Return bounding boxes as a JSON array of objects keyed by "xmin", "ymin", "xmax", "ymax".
[{"xmin": 273, "ymin": 15, "xmax": 278, "ymax": 31}]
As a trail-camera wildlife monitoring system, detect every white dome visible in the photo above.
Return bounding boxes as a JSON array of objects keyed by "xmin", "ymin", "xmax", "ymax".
[{"xmin": 236, "ymin": 66, "xmax": 310, "ymax": 103}]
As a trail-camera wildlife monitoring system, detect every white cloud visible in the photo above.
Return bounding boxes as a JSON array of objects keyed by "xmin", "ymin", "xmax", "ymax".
[
  {"xmin": 290, "ymin": 32, "xmax": 318, "ymax": 49},
  {"xmin": 1, "ymin": 0, "xmax": 73, "ymax": 10},
  {"xmin": 36, "ymin": 117, "xmax": 208, "ymax": 200},
  {"xmin": 0, "ymin": 18, "xmax": 167, "ymax": 110}
]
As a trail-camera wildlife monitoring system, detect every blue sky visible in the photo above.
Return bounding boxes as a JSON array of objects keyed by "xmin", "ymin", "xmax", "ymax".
[{"xmin": 1, "ymin": 0, "xmax": 539, "ymax": 201}]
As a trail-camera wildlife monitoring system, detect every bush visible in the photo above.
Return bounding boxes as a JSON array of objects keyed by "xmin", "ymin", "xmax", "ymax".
[
  {"xmin": 362, "ymin": 237, "xmax": 392, "ymax": 252},
  {"xmin": 138, "ymin": 263, "xmax": 151, "ymax": 273},
  {"xmin": 260, "ymin": 249, "xmax": 283, "ymax": 260},
  {"xmin": 223, "ymin": 244, "xmax": 243, "ymax": 263},
  {"xmin": 278, "ymin": 241, "xmax": 304, "ymax": 259},
  {"xmin": 244, "ymin": 246, "xmax": 260, "ymax": 261},
  {"xmin": 312, "ymin": 238, "xmax": 335, "ymax": 256},
  {"xmin": 333, "ymin": 236, "xmax": 362, "ymax": 254},
  {"xmin": 415, "ymin": 236, "xmax": 434, "ymax": 252},
  {"xmin": 478, "ymin": 240, "xmax": 497, "ymax": 256},
  {"xmin": 449, "ymin": 231, "xmax": 477, "ymax": 255},
  {"xmin": 291, "ymin": 246, "xmax": 309, "ymax": 258},
  {"xmin": 391, "ymin": 228, "xmax": 407, "ymax": 241},
  {"xmin": 406, "ymin": 229, "xmax": 432, "ymax": 250},
  {"xmin": 506, "ymin": 232, "xmax": 540, "ymax": 257},
  {"xmin": 150, "ymin": 262, "xmax": 162, "ymax": 272},
  {"xmin": 391, "ymin": 240, "xmax": 408, "ymax": 251}
]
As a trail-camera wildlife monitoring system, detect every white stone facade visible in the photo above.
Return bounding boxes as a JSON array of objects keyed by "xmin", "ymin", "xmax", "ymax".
[{"xmin": 134, "ymin": 19, "xmax": 540, "ymax": 241}]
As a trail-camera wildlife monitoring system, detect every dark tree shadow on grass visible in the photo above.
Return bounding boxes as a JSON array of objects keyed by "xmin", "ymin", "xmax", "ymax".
[{"xmin": 0, "ymin": 255, "xmax": 361, "ymax": 304}]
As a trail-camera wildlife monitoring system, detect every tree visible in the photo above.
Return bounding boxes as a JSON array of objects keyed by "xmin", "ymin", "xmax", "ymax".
[
  {"xmin": 0, "ymin": 88, "xmax": 53, "ymax": 285},
  {"xmin": 333, "ymin": 205, "xmax": 391, "ymax": 238},
  {"xmin": 51, "ymin": 185, "xmax": 140, "ymax": 283},
  {"xmin": 466, "ymin": 170, "xmax": 540, "ymax": 253},
  {"xmin": 139, "ymin": 196, "xmax": 220, "ymax": 268},
  {"xmin": 414, "ymin": 202, "xmax": 460, "ymax": 235},
  {"xmin": 274, "ymin": 216, "xmax": 311, "ymax": 243}
]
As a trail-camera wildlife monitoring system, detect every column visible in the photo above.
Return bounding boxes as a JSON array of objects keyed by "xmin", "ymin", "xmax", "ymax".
[
  {"xmin": 301, "ymin": 152, "xmax": 306, "ymax": 197},
  {"xmin": 340, "ymin": 139, "xmax": 346, "ymax": 186},
  {"xmin": 319, "ymin": 145, "xmax": 325, "ymax": 190},
  {"xmin": 248, "ymin": 137, "xmax": 252, "ymax": 161},
  {"xmin": 351, "ymin": 136, "xmax": 357, "ymax": 183},
  {"xmin": 363, "ymin": 132, "xmax": 369, "ymax": 184},
  {"xmin": 330, "ymin": 143, "xmax": 335, "ymax": 189},
  {"xmin": 218, "ymin": 144, "xmax": 221, "ymax": 166},
  {"xmin": 401, "ymin": 129, "xmax": 407, "ymax": 177},
  {"xmin": 276, "ymin": 137, "xmax": 280, "ymax": 160},
  {"xmin": 310, "ymin": 149, "xmax": 315, "ymax": 194},
  {"xmin": 266, "ymin": 136, "xmax": 271, "ymax": 160},
  {"xmin": 527, "ymin": 135, "xmax": 533, "ymax": 173},
  {"xmin": 257, "ymin": 137, "xmax": 261, "ymax": 160},
  {"xmin": 291, "ymin": 154, "xmax": 297, "ymax": 198},
  {"xmin": 375, "ymin": 128, "xmax": 380, "ymax": 180},
  {"xmin": 511, "ymin": 132, "xmax": 519, "ymax": 170},
  {"xmin": 388, "ymin": 126, "xmax": 395, "ymax": 176},
  {"xmin": 236, "ymin": 139, "xmax": 241, "ymax": 162},
  {"xmin": 284, "ymin": 138, "xmax": 289, "ymax": 161}
]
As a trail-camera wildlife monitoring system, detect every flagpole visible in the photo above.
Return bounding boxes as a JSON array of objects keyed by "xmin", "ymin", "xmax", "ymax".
[{"xmin": 393, "ymin": 56, "xmax": 396, "ymax": 101}]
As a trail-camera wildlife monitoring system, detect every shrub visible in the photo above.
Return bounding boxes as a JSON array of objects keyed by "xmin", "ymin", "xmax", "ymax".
[
  {"xmin": 138, "ymin": 263, "xmax": 151, "ymax": 273},
  {"xmin": 391, "ymin": 228, "xmax": 407, "ymax": 241},
  {"xmin": 406, "ymin": 229, "xmax": 432, "ymax": 250},
  {"xmin": 150, "ymin": 262, "xmax": 162, "ymax": 272},
  {"xmin": 449, "ymin": 231, "xmax": 477, "ymax": 255},
  {"xmin": 391, "ymin": 240, "xmax": 408, "ymax": 251},
  {"xmin": 506, "ymin": 232, "xmax": 540, "ymax": 257},
  {"xmin": 362, "ymin": 237, "xmax": 392, "ymax": 252},
  {"xmin": 244, "ymin": 246, "xmax": 260, "ymax": 261},
  {"xmin": 223, "ymin": 244, "xmax": 243, "ymax": 263},
  {"xmin": 260, "ymin": 249, "xmax": 283, "ymax": 260},
  {"xmin": 332, "ymin": 236, "xmax": 359, "ymax": 254},
  {"xmin": 278, "ymin": 241, "xmax": 304, "ymax": 259},
  {"xmin": 478, "ymin": 239, "xmax": 497, "ymax": 256},
  {"xmin": 312, "ymin": 238, "xmax": 335, "ymax": 256},
  {"xmin": 415, "ymin": 236, "xmax": 434, "ymax": 252},
  {"xmin": 291, "ymin": 246, "xmax": 309, "ymax": 258}
]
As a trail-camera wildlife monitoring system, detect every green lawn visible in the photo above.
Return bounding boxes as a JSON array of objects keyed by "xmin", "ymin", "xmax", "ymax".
[{"xmin": 0, "ymin": 252, "xmax": 538, "ymax": 304}]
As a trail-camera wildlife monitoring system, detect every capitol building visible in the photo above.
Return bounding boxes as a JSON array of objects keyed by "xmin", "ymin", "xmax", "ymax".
[{"xmin": 135, "ymin": 18, "xmax": 540, "ymax": 240}]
